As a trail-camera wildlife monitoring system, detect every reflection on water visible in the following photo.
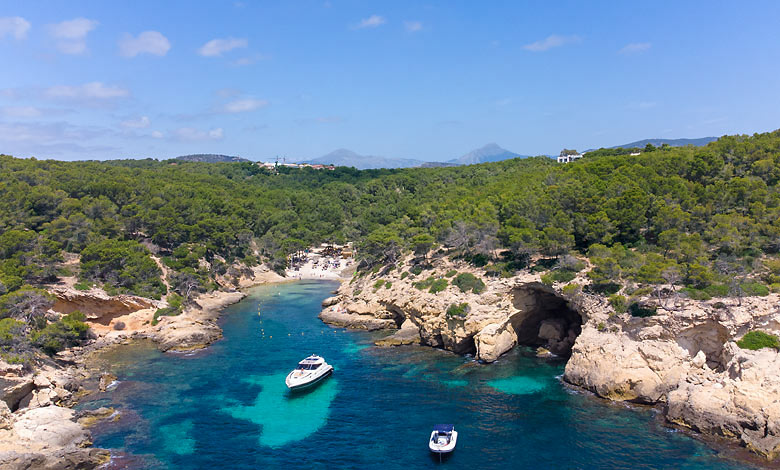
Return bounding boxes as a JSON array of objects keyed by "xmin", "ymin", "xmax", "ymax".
[{"xmin": 86, "ymin": 281, "xmax": 760, "ymax": 470}]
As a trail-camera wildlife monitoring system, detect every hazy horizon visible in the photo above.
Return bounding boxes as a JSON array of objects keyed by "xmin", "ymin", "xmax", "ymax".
[{"xmin": 2, "ymin": 1, "xmax": 779, "ymax": 161}]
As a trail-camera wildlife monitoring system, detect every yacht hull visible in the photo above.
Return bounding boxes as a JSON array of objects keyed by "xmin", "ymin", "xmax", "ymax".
[{"xmin": 285, "ymin": 365, "xmax": 333, "ymax": 391}]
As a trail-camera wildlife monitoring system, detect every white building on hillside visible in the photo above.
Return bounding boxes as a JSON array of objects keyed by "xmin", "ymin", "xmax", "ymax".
[{"xmin": 557, "ymin": 149, "xmax": 583, "ymax": 163}]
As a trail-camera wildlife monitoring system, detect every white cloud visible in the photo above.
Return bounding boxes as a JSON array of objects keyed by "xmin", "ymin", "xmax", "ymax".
[
  {"xmin": 45, "ymin": 82, "xmax": 130, "ymax": 100},
  {"xmin": 231, "ymin": 53, "xmax": 269, "ymax": 66},
  {"xmin": 174, "ymin": 127, "xmax": 224, "ymax": 141},
  {"xmin": 119, "ymin": 31, "xmax": 171, "ymax": 57},
  {"xmin": 355, "ymin": 15, "xmax": 385, "ymax": 29},
  {"xmin": 198, "ymin": 37, "xmax": 247, "ymax": 57},
  {"xmin": 0, "ymin": 16, "xmax": 30, "ymax": 40},
  {"xmin": 151, "ymin": 130, "xmax": 164, "ymax": 139},
  {"xmin": 0, "ymin": 106, "xmax": 43, "ymax": 118},
  {"xmin": 48, "ymin": 18, "xmax": 98, "ymax": 54},
  {"xmin": 0, "ymin": 121, "xmax": 110, "ymax": 144},
  {"xmin": 619, "ymin": 42, "xmax": 651, "ymax": 55},
  {"xmin": 523, "ymin": 34, "xmax": 580, "ymax": 52},
  {"xmin": 121, "ymin": 116, "xmax": 150, "ymax": 129},
  {"xmin": 221, "ymin": 98, "xmax": 268, "ymax": 113},
  {"xmin": 404, "ymin": 21, "xmax": 422, "ymax": 32}
]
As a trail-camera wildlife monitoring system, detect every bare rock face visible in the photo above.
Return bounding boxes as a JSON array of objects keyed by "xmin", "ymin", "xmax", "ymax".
[
  {"xmin": 324, "ymin": 254, "xmax": 780, "ymax": 461},
  {"xmin": 564, "ymin": 327, "xmax": 687, "ymax": 403},
  {"xmin": 474, "ymin": 323, "xmax": 517, "ymax": 362},
  {"xmin": 375, "ymin": 319, "xmax": 421, "ymax": 346},
  {"xmin": 666, "ymin": 345, "xmax": 780, "ymax": 460},
  {"xmin": 50, "ymin": 286, "xmax": 159, "ymax": 324},
  {"xmin": 153, "ymin": 291, "xmax": 246, "ymax": 352}
]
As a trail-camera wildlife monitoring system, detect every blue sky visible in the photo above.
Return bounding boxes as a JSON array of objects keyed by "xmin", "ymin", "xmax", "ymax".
[{"xmin": 1, "ymin": 0, "xmax": 779, "ymax": 161}]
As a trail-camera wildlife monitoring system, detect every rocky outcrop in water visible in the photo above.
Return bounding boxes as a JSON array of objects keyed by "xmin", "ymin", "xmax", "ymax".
[{"xmin": 321, "ymin": 255, "xmax": 780, "ymax": 461}]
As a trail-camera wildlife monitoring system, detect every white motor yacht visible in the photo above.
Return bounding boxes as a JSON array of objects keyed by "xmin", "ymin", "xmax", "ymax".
[
  {"xmin": 429, "ymin": 424, "xmax": 457, "ymax": 454},
  {"xmin": 285, "ymin": 355, "xmax": 333, "ymax": 391}
]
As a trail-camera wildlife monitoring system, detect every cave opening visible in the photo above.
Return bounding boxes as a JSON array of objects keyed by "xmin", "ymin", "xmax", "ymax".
[{"xmin": 509, "ymin": 283, "xmax": 583, "ymax": 356}]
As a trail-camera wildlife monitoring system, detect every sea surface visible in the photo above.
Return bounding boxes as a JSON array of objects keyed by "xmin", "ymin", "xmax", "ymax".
[{"xmin": 84, "ymin": 281, "xmax": 762, "ymax": 469}]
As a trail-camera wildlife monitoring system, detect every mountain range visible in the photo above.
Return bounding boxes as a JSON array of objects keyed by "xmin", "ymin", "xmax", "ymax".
[
  {"xmin": 297, "ymin": 143, "xmax": 526, "ymax": 169},
  {"xmin": 175, "ymin": 136, "xmax": 716, "ymax": 169},
  {"xmin": 175, "ymin": 154, "xmax": 251, "ymax": 163},
  {"xmin": 609, "ymin": 137, "xmax": 717, "ymax": 149}
]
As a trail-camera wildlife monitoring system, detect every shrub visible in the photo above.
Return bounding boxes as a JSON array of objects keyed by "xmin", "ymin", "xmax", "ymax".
[
  {"xmin": 400, "ymin": 272, "xmax": 409, "ymax": 280},
  {"xmin": 540, "ymin": 273, "xmax": 554, "ymax": 286},
  {"xmin": 446, "ymin": 302, "xmax": 469, "ymax": 318},
  {"xmin": 484, "ymin": 264, "xmax": 502, "ymax": 277},
  {"xmin": 413, "ymin": 276, "xmax": 435, "ymax": 290},
  {"xmin": 0, "ymin": 318, "xmax": 24, "ymax": 347},
  {"xmin": 373, "ymin": 279, "xmax": 385, "ymax": 290},
  {"xmin": 452, "ymin": 273, "xmax": 486, "ymax": 294},
  {"xmin": 597, "ymin": 322, "xmax": 606, "ymax": 331},
  {"xmin": 628, "ymin": 303, "xmax": 656, "ymax": 318},
  {"xmin": 629, "ymin": 286, "xmax": 653, "ymax": 297},
  {"xmin": 429, "ymin": 278, "xmax": 448, "ymax": 294},
  {"xmin": 167, "ymin": 293, "xmax": 183, "ymax": 309},
  {"xmin": 704, "ymin": 284, "xmax": 729, "ymax": 297},
  {"xmin": 31, "ymin": 311, "xmax": 90, "ymax": 355},
  {"xmin": 562, "ymin": 283, "xmax": 581, "ymax": 296},
  {"xmin": 737, "ymin": 330, "xmax": 780, "ymax": 351},
  {"xmin": 445, "ymin": 270, "xmax": 458, "ymax": 278},
  {"xmin": 770, "ymin": 283, "xmax": 780, "ymax": 293},
  {"xmin": 410, "ymin": 266, "xmax": 423, "ymax": 276},
  {"xmin": 550, "ymin": 269, "xmax": 576, "ymax": 283},
  {"xmin": 680, "ymin": 287, "xmax": 711, "ymax": 301},
  {"xmin": 385, "ymin": 281, "xmax": 392, "ymax": 289},
  {"xmin": 151, "ymin": 306, "xmax": 182, "ymax": 326},
  {"xmin": 585, "ymin": 283, "xmax": 621, "ymax": 295},
  {"xmin": 712, "ymin": 302, "xmax": 727, "ymax": 309},
  {"xmin": 73, "ymin": 281, "xmax": 90, "ymax": 291},
  {"xmin": 465, "ymin": 253, "xmax": 489, "ymax": 267},
  {"xmin": 608, "ymin": 295, "xmax": 628, "ymax": 313},
  {"xmin": 741, "ymin": 282, "xmax": 769, "ymax": 297},
  {"xmin": 80, "ymin": 239, "xmax": 165, "ymax": 299}
]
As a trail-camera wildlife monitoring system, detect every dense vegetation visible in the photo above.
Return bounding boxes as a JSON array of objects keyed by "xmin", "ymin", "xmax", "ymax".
[
  {"xmin": 1, "ymin": 130, "xmax": 780, "ymax": 361},
  {"xmin": 737, "ymin": 330, "xmax": 780, "ymax": 351}
]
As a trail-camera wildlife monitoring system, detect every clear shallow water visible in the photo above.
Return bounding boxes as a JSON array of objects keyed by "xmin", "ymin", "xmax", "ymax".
[{"xmin": 86, "ymin": 281, "xmax": 760, "ymax": 469}]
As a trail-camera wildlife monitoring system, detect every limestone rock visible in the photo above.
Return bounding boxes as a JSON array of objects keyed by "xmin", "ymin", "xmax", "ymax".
[
  {"xmin": 12, "ymin": 406, "xmax": 90, "ymax": 448},
  {"xmin": 1, "ymin": 377, "xmax": 35, "ymax": 411},
  {"xmin": 0, "ymin": 400, "xmax": 12, "ymax": 430},
  {"xmin": 375, "ymin": 320, "xmax": 421, "ymax": 346},
  {"xmin": 692, "ymin": 350, "xmax": 707, "ymax": 368},
  {"xmin": 319, "ymin": 308, "xmax": 395, "ymax": 330},
  {"xmin": 98, "ymin": 373, "xmax": 117, "ymax": 392},
  {"xmin": 475, "ymin": 323, "xmax": 516, "ymax": 363}
]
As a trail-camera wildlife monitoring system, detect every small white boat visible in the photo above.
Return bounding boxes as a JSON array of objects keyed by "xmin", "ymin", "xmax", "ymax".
[
  {"xmin": 429, "ymin": 424, "xmax": 457, "ymax": 454},
  {"xmin": 285, "ymin": 355, "xmax": 333, "ymax": 391}
]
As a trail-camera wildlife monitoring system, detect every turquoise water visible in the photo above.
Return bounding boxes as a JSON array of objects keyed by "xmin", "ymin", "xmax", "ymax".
[{"xmin": 86, "ymin": 281, "xmax": 761, "ymax": 469}]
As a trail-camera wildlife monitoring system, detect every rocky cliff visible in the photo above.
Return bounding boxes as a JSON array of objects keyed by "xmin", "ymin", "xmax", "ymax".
[{"xmin": 320, "ymin": 255, "xmax": 780, "ymax": 461}]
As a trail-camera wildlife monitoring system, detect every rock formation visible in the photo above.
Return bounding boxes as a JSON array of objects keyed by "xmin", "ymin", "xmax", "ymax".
[{"xmin": 320, "ymin": 255, "xmax": 780, "ymax": 461}]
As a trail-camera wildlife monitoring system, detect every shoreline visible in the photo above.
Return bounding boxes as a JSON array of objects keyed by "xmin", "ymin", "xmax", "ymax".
[{"xmin": 0, "ymin": 266, "xmax": 350, "ymax": 470}]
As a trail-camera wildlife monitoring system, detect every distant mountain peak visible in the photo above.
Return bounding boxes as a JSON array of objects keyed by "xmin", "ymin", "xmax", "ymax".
[
  {"xmin": 298, "ymin": 148, "xmax": 422, "ymax": 170},
  {"xmin": 448, "ymin": 143, "xmax": 525, "ymax": 165}
]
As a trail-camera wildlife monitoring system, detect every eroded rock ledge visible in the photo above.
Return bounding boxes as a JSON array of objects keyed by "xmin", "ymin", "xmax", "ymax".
[{"xmin": 320, "ymin": 256, "xmax": 780, "ymax": 461}]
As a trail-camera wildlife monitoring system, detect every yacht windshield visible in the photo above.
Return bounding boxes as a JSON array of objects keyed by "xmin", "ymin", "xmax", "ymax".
[{"xmin": 297, "ymin": 363, "xmax": 321, "ymax": 370}]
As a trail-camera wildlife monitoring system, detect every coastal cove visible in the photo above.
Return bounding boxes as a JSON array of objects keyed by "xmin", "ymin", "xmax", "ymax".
[{"xmin": 83, "ymin": 281, "xmax": 761, "ymax": 469}]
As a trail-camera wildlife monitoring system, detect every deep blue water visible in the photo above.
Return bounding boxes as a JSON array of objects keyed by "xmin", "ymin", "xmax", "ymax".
[{"xmin": 85, "ymin": 281, "xmax": 760, "ymax": 469}]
